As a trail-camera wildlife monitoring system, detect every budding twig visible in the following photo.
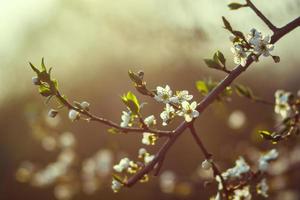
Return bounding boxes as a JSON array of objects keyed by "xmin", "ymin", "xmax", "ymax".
[{"xmin": 55, "ymin": 91, "xmax": 171, "ymax": 137}]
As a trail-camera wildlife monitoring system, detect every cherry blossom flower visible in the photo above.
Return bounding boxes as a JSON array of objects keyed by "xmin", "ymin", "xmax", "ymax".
[
  {"xmin": 154, "ymin": 85, "xmax": 172, "ymax": 103},
  {"xmin": 113, "ymin": 158, "xmax": 130, "ymax": 173},
  {"xmin": 160, "ymin": 104, "xmax": 175, "ymax": 126},
  {"xmin": 231, "ymin": 45, "xmax": 248, "ymax": 66},
  {"xmin": 142, "ymin": 132, "xmax": 158, "ymax": 146},
  {"xmin": 169, "ymin": 90, "xmax": 193, "ymax": 104},
  {"xmin": 177, "ymin": 101, "xmax": 199, "ymax": 122},
  {"xmin": 120, "ymin": 111, "xmax": 131, "ymax": 127}
]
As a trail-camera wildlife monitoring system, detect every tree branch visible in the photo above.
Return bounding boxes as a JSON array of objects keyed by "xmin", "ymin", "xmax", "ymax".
[
  {"xmin": 246, "ymin": 0, "xmax": 278, "ymax": 32},
  {"xmin": 189, "ymin": 124, "xmax": 229, "ymax": 198},
  {"xmin": 122, "ymin": 14, "xmax": 300, "ymax": 188},
  {"xmin": 55, "ymin": 91, "xmax": 172, "ymax": 137}
]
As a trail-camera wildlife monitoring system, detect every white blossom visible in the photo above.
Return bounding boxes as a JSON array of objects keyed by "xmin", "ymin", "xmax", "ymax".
[
  {"xmin": 142, "ymin": 132, "xmax": 157, "ymax": 145},
  {"xmin": 143, "ymin": 115, "xmax": 156, "ymax": 127},
  {"xmin": 177, "ymin": 101, "xmax": 199, "ymax": 122},
  {"xmin": 233, "ymin": 186, "xmax": 251, "ymax": 200},
  {"xmin": 138, "ymin": 148, "xmax": 147, "ymax": 158},
  {"xmin": 113, "ymin": 158, "xmax": 130, "ymax": 173},
  {"xmin": 111, "ymin": 178, "xmax": 123, "ymax": 193},
  {"xmin": 257, "ymin": 178, "xmax": 269, "ymax": 197},
  {"xmin": 160, "ymin": 104, "xmax": 175, "ymax": 126},
  {"xmin": 169, "ymin": 90, "xmax": 193, "ymax": 104},
  {"xmin": 231, "ymin": 45, "xmax": 248, "ymax": 66},
  {"xmin": 120, "ymin": 111, "xmax": 131, "ymax": 128},
  {"xmin": 254, "ymin": 35, "xmax": 274, "ymax": 57},
  {"xmin": 144, "ymin": 154, "xmax": 155, "ymax": 164},
  {"xmin": 258, "ymin": 149, "xmax": 279, "ymax": 172},
  {"xmin": 247, "ymin": 28, "xmax": 262, "ymax": 46},
  {"xmin": 154, "ymin": 85, "xmax": 172, "ymax": 103},
  {"xmin": 68, "ymin": 110, "xmax": 80, "ymax": 121},
  {"xmin": 274, "ymin": 90, "xmax": 292, "ymax": 119},
  {"xmin": 247, "ymin": 28, "xmax": 274, "ymax": 57},
  {"xmin": 80, "ymin": 101, "xmax": 90, "ymax": 110},
  {"xmin": 222, "ymin": 157, "xmax": 250, "ymax": 180}
]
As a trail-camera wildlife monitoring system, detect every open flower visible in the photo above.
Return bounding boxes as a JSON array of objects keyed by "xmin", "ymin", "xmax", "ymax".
[
  {"xmin": 142, "ymin": 132, "xmax": 158, "ymax": 145},
  {"xmin": 247, "ymin": 28, "xmax": 262, "ymax": 46},
  {"xmin": 113, "ymin": 158, "xmax": 130, "ymax": 173},
  {"xmin": 154, "ymin": 85, "xmax": 172, "ymax": 103},
  {"xmin": 160, "ymin": 104, "xmax": 175, "ymax": 126},
  {"xmin": 143, "ymin": 115, "xmax": 156, "ymax": 127},
  {"xmin": 68, "ymin": 110, "xmax": 80, "ymax": 121},
  {"xmin": 169, "ymin": 90, "xmax": 193, "ymax": 104},
  {"xmin": 253, "ymin": 35, "xmax": 274, "ymax": 57},
  {"xmin": 231, "ymin": 45, "xmax": 248, "ymax": 66},
  {"xmin": 177, "ymin": 101, "xmax": 199, "ymax": 122},
  {"xmin": 120, "ymin": 111, "xmax": 131, "ymax": 127}
]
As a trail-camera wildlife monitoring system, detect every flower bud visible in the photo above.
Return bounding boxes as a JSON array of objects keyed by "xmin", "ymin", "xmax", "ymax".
[
  {"xmin": 80, "ymin": 101, "xmax": 90, "ymax": 110},
  {"xmin": 68, "ymin": 109, "xmax": 80, "ymax": 121},
  {"xmin": 32, "ymin": 76, "xmax": 40, "ymax": 85},
  {"xmin": 201, "ymin": 159, "xmax": 212, "ymax": 170},
  {"xmin": 48, "ymin": 109, "xmax": 58, "ymax": 118}
]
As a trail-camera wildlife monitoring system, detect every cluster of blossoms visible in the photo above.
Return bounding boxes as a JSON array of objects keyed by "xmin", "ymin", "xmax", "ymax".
[
  {"xmin": 111, "ymin": 148, "xmax": 155, "ymax": 192},
  {"xmin": 230, "ymin": 28, "xmax": 275, "ymax": 66},
  {"xmin": 212, "ymin": 149, "xmax": 278, "ymax": 200},
  {"xmin": 154, "ymin": 85, "xmax": 199, "ymax": 124},
  {"xmin": 67, "ymin": 101, "xmax": 90, "ymax": 122}
]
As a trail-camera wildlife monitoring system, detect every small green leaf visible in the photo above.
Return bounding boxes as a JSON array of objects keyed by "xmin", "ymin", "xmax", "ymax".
[
  {"xmin": 107, "ymin": 128, "xmax": 121, "ymax": 134},
  {"xmin": 204, "ymin": 59, "xmax": 223, "ymax": 70},
  {"xmin": 259, "ymin": 130, "xmax": 273, "ymax": 140},
  {"xmin": 29, "ymin": 62, "xmax": 40, "ymax": 74},
  {"xmin": 272, "ymin": 56, "xmax": 280, "ymax": 63},
  {"xmin": 38, "ymin": 85, "xmax": 52, "ymax": 97},
  {"xmin": 41, "ymin": 58, "xmax": 47, "ymax": 72},
  {"xmin": 121, "ymin": 91, "xmax": 140, "ymax": 114},
  {"xmin": 235, "ymin": 84, "xmax": 254, "ymax": 99},
  {"xmin": 228, "ymin": 3, "xmax": 246, "ymax": 10},
  {"xmin": 196, "ymin": 81, "xmax": 209, "ymax": 95},
  {"xmin": 216, "ymin": 51, "xmax": 226, "ymax": 66},
  {"xmin": 232, "ymin": 31, "xmax": 245, "ymax": 39},
  {"xmin": 222, "ymin": 16, "xmax": 232, "ymax": 31}
]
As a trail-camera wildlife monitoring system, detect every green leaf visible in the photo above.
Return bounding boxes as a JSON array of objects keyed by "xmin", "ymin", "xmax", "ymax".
[
  {"xmin": 235, "ymin": 84, "xmax": 254, "ymax": 99},
  {"xmin": 272, "ymin": 56, "xmax": 280, "ymax": 63},
  {"xmin": 259, "ymin": 130, "xmax": 273, "ymax": 140},
  {"xmin": 41, "ymin": 58, "xmax": 47, "ymax": 72},
  {"xmin": 38, "ymin": 85, "xmax": 52, "ymax": 97},
  {"xmin": 121, "ymin": 91, "xmax": 140, "ymax": 114},
  {"xmin": 29, "ymin": 62, "xmax": 40, "ymax": 74},
  {"xmin": 196, "ymin": 81, "xmax": 209, "ymax": 95},
  {"xmin": 216, "ymin": 51, "xmax": 226, "ymax": 66},
  {"xmin": 204, "ymin": 59, "xmax": 223, "ymax": 70},
  {"xmin": 222, "ymin": 16, "xmax": 232, "ymax": 31},
  {"xmin": 228, "ymin": 3, "xmax": 246, "ymax": 10},
  {"xmin": 107, "ymin": 128, "xmax": 121, "ymax": 135},
  {"xmin": 232, "ymin": 31, "xmax": 245, "ymax": 39}
]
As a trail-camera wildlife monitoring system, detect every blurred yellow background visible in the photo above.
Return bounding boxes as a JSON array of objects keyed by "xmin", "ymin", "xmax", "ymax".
[{"xmin": 0, "ymin": 0, "xmax": 299, "ymax": 199}]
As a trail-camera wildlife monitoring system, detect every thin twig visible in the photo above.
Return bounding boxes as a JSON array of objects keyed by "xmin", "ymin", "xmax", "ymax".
[
  {"xmin": 189, "ymin": 124, "xmax": 229, "ymax": 199},
  {"xmin": 246, "ymin": 0, "xmax": 278, "ymax": 32},
  {"xmin": 55, "ymin": 91, "xmax": 171, "ymax": 137}
]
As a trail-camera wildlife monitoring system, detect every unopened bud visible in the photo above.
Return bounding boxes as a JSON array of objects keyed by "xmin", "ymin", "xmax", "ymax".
[
  {"xmin": 80, "ymin": 101, "xmax": 90, "ymax": 110},
  {"xmin": 201, "ymin": 159, "xmax": 212, "ymax": 170},
  {"xmin": 32, "ymin": 77, "xmax": 40, "ymax": 85},
  {"xmin": 48, "ymin": 109, "xmax": 58, "ymax": 118}
]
